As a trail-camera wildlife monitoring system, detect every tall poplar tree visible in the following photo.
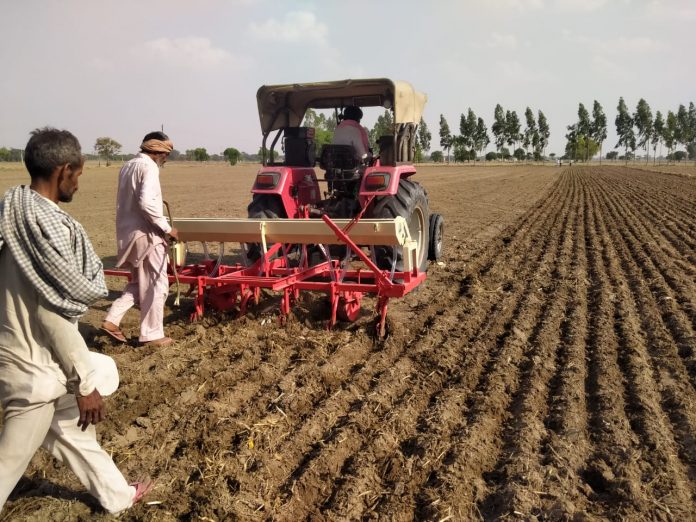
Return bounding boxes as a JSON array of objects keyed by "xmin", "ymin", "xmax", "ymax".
[
  {"xmin": 663, "ymin": 111, "xmax": 677, "ymax": 160},
  {"xmin": 634, "ymin": 98, "xmax": 653, "ymax": 164},
  {"xmin": 651, "ymin": 111, "xmax": 664, "ymax": 164},
  {"xmin": 615, "ymin": 97, "xmax": 636, "ymax": 164},
  {"xmin": 689, "ymin": 102, "xmax": 696, "ymax": 162},
  {"xmin": 439, "ymin": 114, "xmax": 453, "ymax": 163},
  {"xmin": 523, "ymin": 107, "xmax": 537, "ymax": 158},
  {"xmin": 417, "ymin": 117, "xmax": 432, "ymax": 161},
  {"xmin": 537, "ymin": 110, "xmax": 550, "ymax": 158},
  {"xmin": 505, "ymin": 110, "xmax": 522, "ymax": 155},
  {"xmin": 577, "ymin": 103, "xmax": 592, "ymax": 161},
  {"xmin": 677, "ymin": 103, "xmax": 695, "ymax": 162},
  {"xmin": 462, "ymin": 108, "xmax": 477, "ymax": 152},
  {"xmin": 475, "ymin": 117, "xmax": 490, "ymax": 161},
  {"xmin": 591, "ymin": 101, "xmax": 607, "ymax": 164},
  {"xmin": 492, "ymin": 104, "xmax": 506, "ymax": 156}
]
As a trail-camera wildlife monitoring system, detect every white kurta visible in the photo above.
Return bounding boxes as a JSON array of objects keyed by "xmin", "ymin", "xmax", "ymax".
[
  {"xmin": 332, "ymin": 119, "xmax": 370, "ymax": 159},
  {"xmin": 114, "ymin": 152, "xmax": 171, "ymax": 267},
  {"xmin": 0, "ymin": 201, "xmax": 135, "ymax": 513},
  {"xmin": 106, "ymin": 153, "xmax": 171, "ymax": 342}
]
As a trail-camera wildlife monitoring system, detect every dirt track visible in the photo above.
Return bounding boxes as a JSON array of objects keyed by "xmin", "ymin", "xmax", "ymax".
[{"xmin": 1, "ymin": 164, "xmax": 696, "ymax": 520}]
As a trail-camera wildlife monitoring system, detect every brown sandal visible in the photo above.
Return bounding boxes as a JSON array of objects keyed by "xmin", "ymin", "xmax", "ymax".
[{"xmin": 101, "ymin": 322, "xmax": 127, "ymax": 343}]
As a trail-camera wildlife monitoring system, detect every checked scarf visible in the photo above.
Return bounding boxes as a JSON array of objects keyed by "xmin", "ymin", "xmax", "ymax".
[{"xmin": 0, "ymin": 185, "xmax": 107, "ymax": 318}]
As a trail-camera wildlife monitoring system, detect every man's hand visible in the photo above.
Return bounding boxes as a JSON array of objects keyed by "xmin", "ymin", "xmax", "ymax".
[
  {"xmin": 168, "ymin": 227, "xmax": 179, "ymax": 241},
  {"xmin": 77, "ymin": 388, "xmax": 105, "ymax": 431}
]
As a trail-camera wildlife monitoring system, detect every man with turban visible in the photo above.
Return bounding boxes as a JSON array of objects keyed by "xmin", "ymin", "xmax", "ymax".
[{"xmin": 102, "ymin": 131, "xmax": 178, "ymax": 347}]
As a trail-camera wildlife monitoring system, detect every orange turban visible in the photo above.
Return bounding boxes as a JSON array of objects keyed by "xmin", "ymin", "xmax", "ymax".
[{"xmin": 141, "ymin": 139, "xmax": 174, "ymax": 153}]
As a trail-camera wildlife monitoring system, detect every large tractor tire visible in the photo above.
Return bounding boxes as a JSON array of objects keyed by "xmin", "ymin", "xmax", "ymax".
[
  {"xmin": 428, "ymin": 213, "xmax": 444, "ymax": 261},
  {"xmin": 246, "ymin": 195, "xmax": 286, "ymax": 261},
  {"xmin": 365, "ymin": 179, "xmax": 429, "ymax": 273}
]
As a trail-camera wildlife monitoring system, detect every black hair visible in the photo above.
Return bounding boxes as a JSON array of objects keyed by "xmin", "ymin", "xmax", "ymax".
[
  {"xmin": 343, "ymin": 106, "xmax": 363, "ymax": 122},
  {"xmin": 24, "ymin": 127, "xmax": 82, "ymax": 180},
  {"xmin": 142, "ymin": 131, "xmax": 169, "ymax": 142}
]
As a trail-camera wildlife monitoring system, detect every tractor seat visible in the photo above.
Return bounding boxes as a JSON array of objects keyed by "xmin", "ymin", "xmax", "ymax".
[{"xmin": 319, "ymin": 144, "xmax": 360, "ymax": 171}]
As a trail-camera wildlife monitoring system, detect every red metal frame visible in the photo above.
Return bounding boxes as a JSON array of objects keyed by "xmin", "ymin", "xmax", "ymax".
[
  {"xmin": 104, "ymin": 215, "xmax": 425, "ymax": 337},
  {"xmin": 251, "ymin": 162, "xmax": 417, "ymax": 219}
]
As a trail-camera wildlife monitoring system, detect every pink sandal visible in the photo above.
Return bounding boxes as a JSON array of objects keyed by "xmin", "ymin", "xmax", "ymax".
[{"xmin": 130, "ymin": 477, "xmax": 155, "ymax": 504}]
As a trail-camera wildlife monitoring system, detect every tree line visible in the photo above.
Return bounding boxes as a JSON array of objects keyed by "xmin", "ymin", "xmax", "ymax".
[
  {"xmin": 0, "ymin": 140, "xmax": 251, "ymax": 165},
  {"xmin": 2, "ymin": 99, "xmax": 694, "ymax": 165},
  {"xmin": 436, "ymin": 106, "xmax": 550, "ymax": 163},
  {"xmin": 565, "ymin": 99, "xmax": 696, "ymax": 163}
]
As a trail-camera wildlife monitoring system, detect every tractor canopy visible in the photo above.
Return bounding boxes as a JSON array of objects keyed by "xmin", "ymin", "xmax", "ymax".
[{"xmin": 256, "ymin": 78, "xmax": 427, "ymax": 135}]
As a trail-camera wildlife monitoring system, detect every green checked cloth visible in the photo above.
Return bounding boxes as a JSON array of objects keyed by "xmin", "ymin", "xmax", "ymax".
[{"xmin": 0, "ymin": 185, "xmax": 107, "ymax": 318}]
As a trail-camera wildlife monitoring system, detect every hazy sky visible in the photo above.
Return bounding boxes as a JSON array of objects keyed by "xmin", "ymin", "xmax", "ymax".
[{"xmin": 1, "ymin": 0, "xmax": 693, "ymax": 157}]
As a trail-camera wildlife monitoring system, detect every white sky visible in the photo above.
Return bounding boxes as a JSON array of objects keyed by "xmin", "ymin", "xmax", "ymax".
[{"xmin": 1, "ymin": 0, "xmax": 693, "ymax": 157}]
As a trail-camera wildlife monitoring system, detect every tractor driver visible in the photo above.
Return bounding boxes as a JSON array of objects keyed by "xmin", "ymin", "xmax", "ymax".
[{"xmin": 332, "ymin": 105, "xmax": 371, "ymax": 162}]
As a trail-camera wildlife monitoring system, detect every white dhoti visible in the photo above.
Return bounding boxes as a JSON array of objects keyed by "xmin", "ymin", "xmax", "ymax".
[{"xmin": 0, "ymin": 395, "xmax": 135, "ymax": 513}]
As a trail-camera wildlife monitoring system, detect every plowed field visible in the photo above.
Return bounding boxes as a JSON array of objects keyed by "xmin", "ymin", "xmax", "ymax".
[{"xmin": 1, "ymin": 164, "xmax": 696, "ymax": 521}]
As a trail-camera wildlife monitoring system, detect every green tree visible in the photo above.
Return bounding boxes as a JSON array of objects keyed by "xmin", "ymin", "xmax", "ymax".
[
  {"xmin": 663, "ymin": 110, "xmax": 678, "ymax": 161},
  {"xmin": 369, "ymin": 110, "xmax": 394, "ymax": 153},
  {"xmin": 577, "ymin": 103, "xmax": 592, "ymax": 161},
  {"xmin": 453, "ymin": 139, "xmax": 468, "ymax": 162},
  {"xmin": 606, "ymin": 150, "xmax": 619, "ymax": 160},
  {"xmin": 460, "ymin": 109, "xmax": 477, "ymax": 159},
  {"xmin": 615, "ymin": 97, "xmax": 636, "ymax": 164},
  {"xmin": 492, "ymin": 104, "xmax": 506, "ymax": 156},
  {"xmin": 94, "ymin": 137, "xmax": 122, "ymax": 166},
  {"xmin": 223, "ymin": 147, "xmax": 241, "ymax": 165},
  {"xmin": 676, "ymin": 103, "xmax": 696, "ymax": 164},
  {"xmin": 591, "ymin": 100, "xmax": 607, "ymax": 164},
  {"xmin": 417, "ymin": 117, "xmax": 432, "ymax": 160},
  {"xmin": 193, "ymin": 147, "xmax": 209, "ymax": 161},
  {"xmin": 565, "ymin": 124, "xmax": 579, "ymax": 161},
  {"xmin": 687, "ymin": 143, "xmax": 696, "ymax": 161},
  {"xmin": 303, "ymin": 109, "xmax": 336, "ymax": 155},
  {"xmin": 537, "ymin": 110, "xmax": 550, "ymax": 158},
  {"xmin": 669, "ymin": 150, "xmax": 687, "ymax": 162},
  {"xmin": 430, "ymin": 151, "xmax": 444, "ymax": 162},
  {"xmin": 690, "ymin": 102, "xmax": 696, "ymax": 163},
  {"xmin": 474, "ymin": 117, "xmax": 490, "ymax": 162},
  {"xmin": 505, "ymin": 110, "xmax": 522, "ymax": 153},
  {"xmin": 651, "ymin": 111, "xmax": 664, "ymax": 164},
  {"xmin": 633, "ymin": 98, "xmax": 653, "ymax": 164},
  {"xmin": 523, "ymin": 107, "xmax": 537, "ymax": 158},
  {"xmin": 439, "ymin": 114, "xmax": 453, "ymax": 163}
]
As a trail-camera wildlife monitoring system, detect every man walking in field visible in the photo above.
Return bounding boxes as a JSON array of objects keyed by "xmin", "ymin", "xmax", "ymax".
[
  {"xmin": 102, "ymin": 131, "xmax": 178, "ymax": 347},
  {"xmin": 0, "ymin": 128, "xmax": 152, "ymax": 513}
]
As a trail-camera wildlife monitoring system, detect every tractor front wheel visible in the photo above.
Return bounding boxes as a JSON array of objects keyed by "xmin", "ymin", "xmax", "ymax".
[
  {"xmin": 428, "ymin": 213, "xmax": 444, "ymax": 261},
  {"xmin": 246, "ymin": 195, "xmax": 286, "ymax": 261}
]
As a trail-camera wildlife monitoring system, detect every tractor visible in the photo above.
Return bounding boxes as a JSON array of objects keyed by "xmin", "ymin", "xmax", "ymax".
[{"xmin": 248, "ymin": 78, "xmax": 444, "ymax": 271}]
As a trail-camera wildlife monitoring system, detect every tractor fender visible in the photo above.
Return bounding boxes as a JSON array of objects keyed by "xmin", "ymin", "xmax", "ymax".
[
  {"xmin": 358, "ymin": 164, "xmax": 417, "ymax": 203},
  {"xmin": 251, "ymin": 166, "xmax": 320, "ymax": 218}
]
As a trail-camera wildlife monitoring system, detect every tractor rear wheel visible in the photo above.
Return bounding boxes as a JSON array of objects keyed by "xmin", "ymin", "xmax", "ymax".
[
  {"xmin": 366, "ymin": 179, "xmax": 429, "ymax": 273},
  {"xmin": 246, "ymin": 195, "xmax": 286, "ymax": 261}
]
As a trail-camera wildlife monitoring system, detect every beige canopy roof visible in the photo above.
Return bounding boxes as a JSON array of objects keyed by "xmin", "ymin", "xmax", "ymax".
[{"xmin": 256, "ymin": 78, "xmax": 427, "ymax": 134}]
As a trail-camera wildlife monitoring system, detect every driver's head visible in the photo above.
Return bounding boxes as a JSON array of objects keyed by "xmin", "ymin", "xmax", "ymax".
[{"xmin": 343, "ymin": 106, "xmax": 363, "ymax": 122}]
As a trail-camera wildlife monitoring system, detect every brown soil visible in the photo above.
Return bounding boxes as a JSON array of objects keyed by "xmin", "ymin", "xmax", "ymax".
[{"xmin": 1, "ymin": 163, "xmax": 695, "ymax": 521}]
